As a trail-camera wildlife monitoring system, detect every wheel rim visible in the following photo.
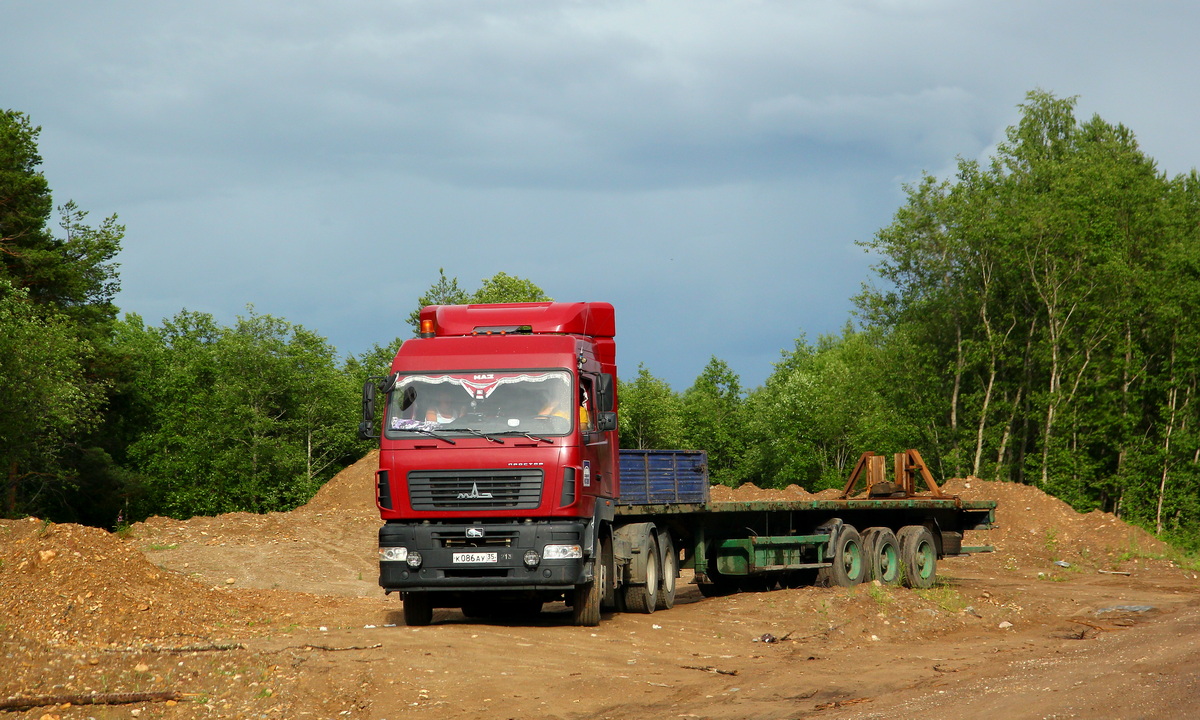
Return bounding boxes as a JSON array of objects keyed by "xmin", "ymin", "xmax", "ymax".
[
  {"xmin": 842, "ymin": 539, "xmax": 862, "ymax": 579},
  {"xmin": 662, "ymin": 547, "xmax": 676, "ymax": 593},
  {"xmin": 916, "ymin": 540, "xmax": 935, "ymax": 579},
  {"xmin": 646, "ymin": 542, "xmax": 659, "ymax": 591},
  {"xmin": 879, "ymin": 543, "xmax": 899, "ymax": 582}
]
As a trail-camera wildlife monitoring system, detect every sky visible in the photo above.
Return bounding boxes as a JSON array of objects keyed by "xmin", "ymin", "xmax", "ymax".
[{"xmin": 4, "ymin": 1, "xmax": 1199, "ymax": 390}]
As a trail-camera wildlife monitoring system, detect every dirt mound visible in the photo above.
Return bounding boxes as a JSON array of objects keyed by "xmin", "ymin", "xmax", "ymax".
[
  {"xmin": 300, "ymin": 449, "xmax": 379, "ymax": 515},
  {"xmin": 3, "ymin": 454, "xmax": 1197, "ymax": 720},
  {"xmin": 710, "ymin": 482, "xmax": 843, "ymax": 501},
  {"xmin": 0, "ymin": 518, "xmax": 272, "ymax": 647},
  {"xmin": 941, "ymin": 477, "xmax": 1170, "ymax": 566}
]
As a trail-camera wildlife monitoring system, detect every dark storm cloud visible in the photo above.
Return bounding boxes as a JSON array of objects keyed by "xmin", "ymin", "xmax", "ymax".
[{"xmin": 3, "ymin": 1, "xmax": 1199, "ymax": 388}]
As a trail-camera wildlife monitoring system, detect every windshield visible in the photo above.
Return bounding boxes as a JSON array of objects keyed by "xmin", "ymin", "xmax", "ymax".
[{"xmin": 385, "ymin": 369, "xmax": 574, "ymax": 437}]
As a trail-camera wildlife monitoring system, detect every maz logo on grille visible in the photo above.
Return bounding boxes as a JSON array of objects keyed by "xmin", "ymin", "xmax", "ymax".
[
  {"xmin": 457, "ymin": 482, "xmax": 494, "ymax": 500},
  {"xmin": 408, "ymin": 469, "xmax": 543, "ymax": 510}
]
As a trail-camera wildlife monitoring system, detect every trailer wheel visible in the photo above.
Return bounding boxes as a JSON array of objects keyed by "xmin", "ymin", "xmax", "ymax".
[
  {"xmin": 402, "ymin": 592, "xmax": 433, "ymax": 626},
  {"xmin": 572, "ymin": 540, "xmax": 607, "ymax": 626},
  {"xmin": 819, "ymin": 525, "xmax": 865, "ymax": 587},
  {"xmin": 863, "ymin": 527, "xmax": 902, "ymax": 585},
  {"xmin": 622, "ymin": 535, "xmax": 660, "ymax": 614},
  {"xmin": 898, "ymin": 525, "xmax": 937, "ymax": 588},
  {"xmin": 656, "ymin": 532, "xmax": 677, "ymax": 610}
]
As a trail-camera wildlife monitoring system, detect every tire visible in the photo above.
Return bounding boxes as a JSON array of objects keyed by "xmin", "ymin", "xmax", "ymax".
[
  {"xmin": 573, "ymin": 546, "xmax": 606, "ymax": 627},
  {"xmin": 656, "ymin": 532, "xmax": 678, "ymax": 610},
  {"xmin": 599, "ymin": 534, "xmax": 618, "ymax": 611},
  {"xmin": 863, "ymin": 527, "xmax": 902, "ymax": 585},
  {"xmin": 898, "ymin": 525, "xmax": 938, "ymax": 589},
  {"xmin": 818, "ymin": 525, "xmax": 865, "ymax": 587},
  {"xmin": 622, "ymin": 535, "xmax": 660, "ymax": 614},
  {"xmin": 402, "ymin": 592, "xmax": 433, "ymax": 626}
]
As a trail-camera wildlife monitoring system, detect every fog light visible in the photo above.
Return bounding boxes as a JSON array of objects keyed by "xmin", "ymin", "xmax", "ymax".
[
  {"xmin": 543, "ymin": 544, "xmax": 583, "ymax": 560},
  {"xmin": 406, "ymin": 550, "xmax": 423, "ymax": 569},
  {"xmin": 379, "ymin": 546, "xmax": 408, "ymax": 562},
  {"xmin": 523, "ymin": 550, "xmax": 541, "ymax": 567}
]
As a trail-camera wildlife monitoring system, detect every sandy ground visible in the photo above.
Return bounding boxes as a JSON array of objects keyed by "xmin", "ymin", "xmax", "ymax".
[{"xmin": 3, "ymin": 452, "xmax": 1198, "ymax": 719}]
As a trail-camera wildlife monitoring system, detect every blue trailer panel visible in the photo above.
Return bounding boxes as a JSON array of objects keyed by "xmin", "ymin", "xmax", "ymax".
[{"xmin": 617, "ymin": 449, "xmax": 709, "ymax": 505}]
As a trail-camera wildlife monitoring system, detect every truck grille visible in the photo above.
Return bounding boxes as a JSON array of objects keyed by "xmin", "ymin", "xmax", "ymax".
[
  {"xmin": 408, "ymin": 470, "xmax": 543, "ymax": 511},
  {"xmin": 434, "ymin": 529, "xmax": 520, "ymax": 548}
]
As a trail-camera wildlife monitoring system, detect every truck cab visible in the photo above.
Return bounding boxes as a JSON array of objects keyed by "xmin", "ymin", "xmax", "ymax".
[{"xmin": 362, "ymin": 302, "xmax": 619, "ymax": 625}]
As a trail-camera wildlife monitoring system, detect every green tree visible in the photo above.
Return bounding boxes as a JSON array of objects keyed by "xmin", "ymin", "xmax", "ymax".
[
  {"xmin": 1, "ymin": 109, "xmax": 126, "ymax": 523},
  {"xmin": 856, "ymin": 89, "xmax": 1200, "ymax": 543},
  {"xmin": 470, "ymin": 272, "xmax": 551, "ymax": 304},
  {"xmin": 405, "ymin": 270, "xmax": 552, "ymax": 333},
  {"xmin": 733, "ymin": 328, "xmax": 915, "ymax": 490},
  {"xmin": 1, "ymin": 111, "xmax": 122, "ymax": 332},
  {"xmin": 0, "ymin": 281, "xmax": 106, "ymax": 516},
  {"xmin": 680, "ymin": 357, "xmax": 745, "ymax": 486},
  {"xmin": 618, "ymin": 364, "xmax": 685, "ymax": 450},
  {"xmin": 405, "ymin": 268, "xmax": 469, "ymax": 329},
  {"xmin": 117, "ymin": 308, "xmax": 362, "ymax": 518}
]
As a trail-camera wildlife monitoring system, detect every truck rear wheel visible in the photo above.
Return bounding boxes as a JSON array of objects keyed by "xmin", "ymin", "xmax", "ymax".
[
  {"xmin": 818, "ymin": 525, "xmax": 865, "ymax": 587},
  {"xmin": 863, "ymin": 527, "xmax": 902, "ymax": 585},
  {"xmin": 898, "ymin": 525, "xmax": 938, "ymax": 588},
  {"xmin": 599, "ymin": 534, "xmax": 617, "ymax": 611},
  {"xmin": 622, "ymin": 535, "xmax": 660, "ymax": 614},
  {"xmin": 656, "ymin": 532, "xmax": 677, "ymax": 610},
  {"xmin": 402, "ymin": 592, "xmax": 433, "ymax": 626}
]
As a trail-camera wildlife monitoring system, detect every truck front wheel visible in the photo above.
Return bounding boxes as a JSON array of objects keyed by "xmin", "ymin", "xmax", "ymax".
[
  {"xmin": 402, "ymin": 592, "xmax": 433, "ymax": 626},
  {"xmin": 572, "ymin": 539, "xmax": 608, "ymax": 626}
]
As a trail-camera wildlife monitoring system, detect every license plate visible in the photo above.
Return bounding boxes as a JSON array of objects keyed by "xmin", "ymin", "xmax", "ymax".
[{"xmin": 452, "ymin": 552, "xmax": 498, "ymax": 564}]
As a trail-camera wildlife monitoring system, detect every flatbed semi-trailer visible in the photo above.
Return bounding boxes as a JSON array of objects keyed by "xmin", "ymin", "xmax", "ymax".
[{"xmin": 361, "ymin": 302, "xmax": 995, "ymax": 626}]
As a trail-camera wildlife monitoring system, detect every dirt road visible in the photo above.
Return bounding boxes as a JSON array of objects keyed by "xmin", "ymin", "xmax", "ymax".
[{"xmin": 3, "ymin": 455, "xmax": 1198, "ymax": 719}]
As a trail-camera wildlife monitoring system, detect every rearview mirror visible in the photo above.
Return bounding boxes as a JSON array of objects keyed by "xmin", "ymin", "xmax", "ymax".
[
  {"xmin": 597, "ymin": 373, "xmax": 615, "ymax": 413},
  {"xmin": 597, "ymin": 411, "xmax": 617, "ymax": 432}
]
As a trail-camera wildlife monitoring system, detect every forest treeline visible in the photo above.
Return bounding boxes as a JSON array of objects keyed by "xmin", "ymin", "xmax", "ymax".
[
  {"xmin": 624, "ymin": 91, "xmax": 1200, "ymax": 548},
  {"xmin": 4, "ymin": 92, "xmax": 1200, "ymax": 547}
]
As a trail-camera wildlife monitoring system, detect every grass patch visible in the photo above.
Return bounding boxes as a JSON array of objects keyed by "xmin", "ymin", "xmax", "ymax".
[
  {"xmin": 914, "ymin": 582, "xmax": 968, "ymax": 612},
  {"xmin": 1042, "ymin": 528, "xmax": 1060, "ymax": 561},
  {"xmin": 1170, "ymin": 550, "xmax": 1200, "ymax": 573},
  {"xmin": 1110, "ymin": 537, "xmax": 1170, "ymax": 568},
  {"xmin": 865, "ymin": 582, "xmax": 894, "ymax": 608}
]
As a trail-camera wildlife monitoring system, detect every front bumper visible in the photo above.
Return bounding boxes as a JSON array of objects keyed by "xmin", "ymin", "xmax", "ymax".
[{"xmin": 378, "ymin": 519, "xmax": 592, "ymax": 592}]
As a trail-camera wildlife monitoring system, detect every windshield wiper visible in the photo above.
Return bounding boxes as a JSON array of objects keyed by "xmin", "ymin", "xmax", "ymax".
[
  {"xmin": 495, "ymin": 430, "xmax": 553, "ymax": 444},
  {"xmin": 395, "ymin": 427, "xmax": 457, "ymax": 444},
  {"xmin": 460, "ymin": 427, "xmax": 505, "ymax": 444}
]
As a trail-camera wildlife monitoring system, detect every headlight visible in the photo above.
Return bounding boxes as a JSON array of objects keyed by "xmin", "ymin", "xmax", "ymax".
[
  {"xmin": 542, "ymin": 544, "xmax": 583, "ymax": 560},
  {"xmin": 379, "ymin": 546, "xmax": 408, "ymax": 562},
  {"xmin": 523, "ymin": 550, "xmax": 541, "ymax": 567},
  {"xmin": 406, "ymin": 550, "xmax": 423, "ymax": 569}
]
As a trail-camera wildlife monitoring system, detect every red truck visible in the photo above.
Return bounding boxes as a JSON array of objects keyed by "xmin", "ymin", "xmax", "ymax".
[{"xmin": 359, "ymin": 302, "xmax": 994, "ymax": 626}]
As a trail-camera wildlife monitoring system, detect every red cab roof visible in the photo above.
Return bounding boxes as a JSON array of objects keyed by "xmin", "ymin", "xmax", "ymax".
[{"xmin": 420, "ymin": 302, "xmax": 615, "ymax": 338}]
